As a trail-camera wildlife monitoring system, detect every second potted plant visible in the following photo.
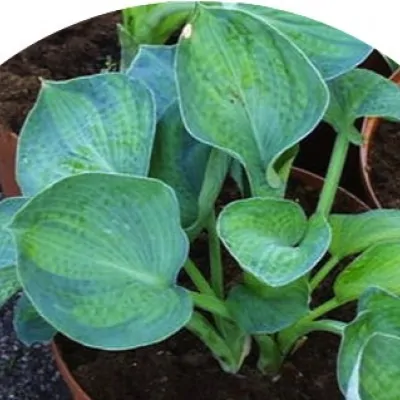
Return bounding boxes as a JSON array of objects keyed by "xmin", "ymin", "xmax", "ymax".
[{"xmin": 360, "ymin": 67, "xmax": 400, "ymax": 208}]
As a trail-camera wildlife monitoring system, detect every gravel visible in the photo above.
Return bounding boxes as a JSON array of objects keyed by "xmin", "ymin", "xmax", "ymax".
[{"xmin": 0, "ymin": 294, "xmax": 71, "ymax": 400}]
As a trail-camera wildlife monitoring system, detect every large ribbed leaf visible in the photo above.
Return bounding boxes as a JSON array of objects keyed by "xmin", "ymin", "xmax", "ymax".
[
  {"xmin": 217, "ymin": 198, "xmax": 331, "ymax": 286},
  {"xmin": 9, "ymin": 172, "xmax": 192, "ymax": 349},
  {"xmin": 0, "ymin": 197, "xmax": 29, "ymax": 307},
  {"xmin": 231, "ymin": 3, "xmax": 372, "ymax": 80},
  {"xmin": 354, "ymin": 333, "xmax": 400, "ymax": 400},
  {"xmin": 17, "ymin": 73, "xmax": 156, "ymax": 196},
  {"xmin": 329, "ymin": 210, "xmax": 400, "ymax": 259},
  {"xmin": 176, "ymin": 5, "xmax": 328, "ymax": 197},
  {"xmin": 338, "ymin": 288, "xmax": 400, "ymax": 399}
]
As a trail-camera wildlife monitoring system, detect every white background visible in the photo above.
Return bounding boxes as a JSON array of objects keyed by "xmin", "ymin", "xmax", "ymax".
[{"xmin": 0, "ymin": 0, "xmax": 399, "ymax": 64}]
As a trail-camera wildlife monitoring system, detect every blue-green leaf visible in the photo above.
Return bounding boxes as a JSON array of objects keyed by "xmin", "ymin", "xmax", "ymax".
[
  {"xmin": 17, "ymin": 73, "xmax": 156, "ymax": 196},
  {"xmin": 329, "ymin": 210, "xmax": 400, "ymax": 259},
  {"xmin": 176, "ymin": 5, "xmax": 328, "ymax": 197},
  {"xmin": 150, "ymin": 102, "xmax": 229, "ymax": 235},
  {"xmin": 217, "ymin": 197, "xmax": 331, "ymax": 286},
  {"xmin": 0, "ymin": 197, "xmax": 29, "ymax": 307},
  {"xmin": 126, "ymin": 44, "xmax": 177, "ymax": 119},
  {"xmin": 334, "ymin": 242, "xmax": 400, "ymax": 303},
  {"xmin": 13, "ymin": 293, "xmax": 56, "ymax": 346},
  {"xmin": 227, "ymin": 276, "xmax": 309, "ymax": 334},
  {"xmin": 230, "ymin": 3, "xmax": 372, "ymax": 80},
  {"xmin": 338, "ymin": 288, "xmax": 400, "ymax": 399},
  {"xmin": 9, "ymin": 172, "xmax": 192, "ymax": 350},
  {"xmin": 325, "ymin": 69, "xmax": 400, "ymax": 142},
  {"xmin": 353, "ymin": 333, "xmax": 400, "ymax": 400}
]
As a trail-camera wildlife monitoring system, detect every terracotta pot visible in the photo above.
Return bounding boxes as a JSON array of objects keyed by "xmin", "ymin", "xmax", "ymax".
[
  {"xmin": 294, "ymin": 49, "xmax": 392, "ymax": 204},
  {"xmin": 52, "ymin": 341, "xmax": 91, "ymax": 400},
  {"xmin": 360, "ymin": 67, "xmax": 400, "ymax": 208},
  {"xmin": 51, "ymin": 166, "xmax": 368, "ymax": 400},
  {"xmin": 0, "ymin": 129, "xmax": 21, "ymax": 197}
]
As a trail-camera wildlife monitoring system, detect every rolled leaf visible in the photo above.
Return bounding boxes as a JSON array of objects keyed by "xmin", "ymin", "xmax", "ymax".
[
  {"xmin": 338, "ymin": 288, "xmax": 400, "ymax": 399},
  {"xmin": 122, "ymin": 2, "xmax": 194, "ymax": 45},
  {"xmin": 329, "ymin": 210, "xmax": 400, "ymax": 259},
  {"xmin": 150, "ymin": 102, "xmax": 229, "ymax": 235},
  {"xmin": 230, "ymin": 3, "xmax": 372, "ymax": 80},
  {"xmin": 13, "ymin": 293, "xmax": 56, "ymax": 346},
  {"xmin": 9, "ymin": 172, "xmax": 192, "ymax": 350},
  {"xmin": 0, "ymin": 197, "xmax": 29, "ymax": 306},
  {"xmin": 334, "ymin": 242, "xmax": 400, "ymax": 303},
  {"xmin": 117, "ymin": 24, "xmax": 139, "ymax": 71},
  {"xmin": 17, "ymin": 73, "xmax": 156, "ymax": 196},
  {"xmin": 217, "ymin": 197, "xmax": 331, "ymax": 286},
  {"xmin": 176, "ymin": 5, "xmax": 328, "ymax": 197},
  {"xmin": 227, "ymin": 276, "xmax": 309, "ymax": 334}
]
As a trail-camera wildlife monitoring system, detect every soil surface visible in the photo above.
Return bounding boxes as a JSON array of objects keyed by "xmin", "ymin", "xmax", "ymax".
[
  {"xmin": 368, "ymin": 120, "xmax": 400, "ymax": 208},
  {"xmin": 57, "ymin": 175, "xmax": 367, "ymax": 400},
  {"xmin": 0, "ymin": 11, "xmax": 121, "ymax": 134}
]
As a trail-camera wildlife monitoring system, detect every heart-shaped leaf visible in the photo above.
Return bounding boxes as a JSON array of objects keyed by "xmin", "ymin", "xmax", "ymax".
[
  {"xmin": 227, "ymin": 276, "xmax": 310, "ymax": 334},
  {"xmin": 0, "ymin": 197, "xmax": 29, "ymax": 307},
  {"xmin": 17, "ymin": 73, "xmax": 156, "ymax": 196},
  {"xmin": 217, "ymin": 197, "xmax": 331, "ymax": 286},
  {"xmin": 329, "ymin": 210, "xmax": 400, "ymax": 259},
  {"xmin": 126, "ymin": 44, "xmax": 177, "ymax": 119},
  {"xmin": 230, "ymin": 4, "xmax": 372, "ymax": 80},
  {"xmin": 176, "ymin": 5, "xmax": 328, "ymax": 197},
  {"xmin": 334, "ymin": 242, "xmax": 400, "ymax": 303},
  {"xmin": 324, "ymin": 69, "xmax": 400, "ymax": 141},
  {"xmin": 13, "ymin": 293, "xmax": 57, "ymax": 346},
  {"xmin": 338, "ymin": 288, "xmax": 400, "ymax": 398},
  {"xmin": 150, "ymin": 102, "xmax": 229, "ymax": 235},
  {"xmin": 9, "ymin": 172, "xmax": 192, "ymax": 350}
]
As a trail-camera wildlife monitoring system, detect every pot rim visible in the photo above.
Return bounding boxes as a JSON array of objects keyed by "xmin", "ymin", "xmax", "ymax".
[
  {"xmin": 51, "ymin": 166, "xmax": 369, "ymax": 400},
  {"xmin": 360, "ymin": 67, "xmax": 400, "ymax": 208},
  {"xmin": 0, "ymin": 130, "xmax": 21, "ymax": 197}
]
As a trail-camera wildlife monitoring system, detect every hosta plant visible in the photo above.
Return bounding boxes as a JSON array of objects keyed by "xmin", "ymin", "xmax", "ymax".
[{"xmin": 2, "ymin": 3, "xmax": 400, "ymax": 399}]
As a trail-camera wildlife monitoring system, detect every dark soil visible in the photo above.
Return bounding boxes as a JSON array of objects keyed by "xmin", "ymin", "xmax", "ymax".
[
  {"xmin": 368, "ymin": 120, "xmax": 400, "ymax": 208},
  {"xmin": 56, "ymin": 175, "xmax": 368, "ymax": 400},
  {"xmin": 0, "ymin": 11, "xmax": 121, "ymax": 134}
]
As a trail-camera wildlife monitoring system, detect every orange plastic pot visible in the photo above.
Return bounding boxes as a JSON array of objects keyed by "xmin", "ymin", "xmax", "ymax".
[
  {"xmin": 360, "ymin": 67, "xmax": 400, "ymax": 208},
  {"xmin": 51, "ymin": 166, "xmax": 368, "ymax": 400},
  {"xmin": 0, "ymin": 129, "xmax": 21, "ymax": 197}
]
